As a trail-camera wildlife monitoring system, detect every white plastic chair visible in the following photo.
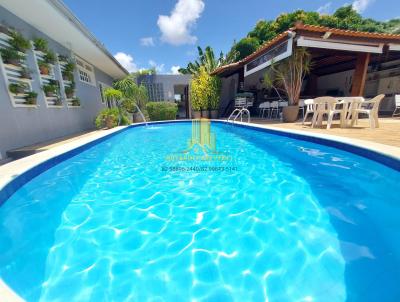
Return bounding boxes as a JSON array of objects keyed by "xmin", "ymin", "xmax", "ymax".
[
  {"xmin": 269, "ymin": 101, "xmax": 279, "ymax": 119},
  {"xmin": 393, "ymin": 95, "xmax": 400, "ymax": 117},
  {"xmin": 327, "ymin": 97, "xmax": 364, "ymax": 129},
  {"xmin": 302, "ymin": 99, "xmax": 315, "ymax": 125},
  {"xmin": 311, "ymin": 97, "xmax": 337, "ymax": 128},
  {"xmin": 258, "ymin": 102, "xmax": 270, "ymax": 118},
  {"xmin": 298, "ymin": 99, "xmax": 305, "ymax": 118},
  {"xmin": 235, "ymin": 97, "xmax": 247, "ymax": 108},
  {"xmin": 351, "ymin": 94, "xmax": 385, "ymax": 129}
]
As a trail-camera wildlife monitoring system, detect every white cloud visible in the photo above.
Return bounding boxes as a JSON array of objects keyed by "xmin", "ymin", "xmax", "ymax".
[
  {"xmin": 352, "ymin": 0, "xmax": 374, "ymax": 13},
  {"xmin": 317, "ymin": 2, "xmax": 332, "ymax": 14},
  {"xmin": 114, "ymin": 52, "xmax": 137, "ymax": 72},
  {"xmin": 149, "ymin": 60, "xmax": 165, "ymax": 73},
  {"xmin": 170, "ymin": 65, "xmax": 181, "ymax": 74},
  {"xmin": 157, "ymin": 0, "xmax": 205, "ymax": 45},
  {"xmin": 140, "ymin": 37, "xmax": 155, "ymax": 47}
]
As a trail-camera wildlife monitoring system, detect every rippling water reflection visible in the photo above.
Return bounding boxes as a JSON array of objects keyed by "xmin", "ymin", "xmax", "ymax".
[{"xmin": 1, "ymin": 122, "xmax": 399, "ymax": 301}]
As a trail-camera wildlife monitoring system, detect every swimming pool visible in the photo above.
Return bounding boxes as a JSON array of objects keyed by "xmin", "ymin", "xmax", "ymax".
[{"xmin": 0, "ymin": 121, "xmax": 399, "ymax": 301}]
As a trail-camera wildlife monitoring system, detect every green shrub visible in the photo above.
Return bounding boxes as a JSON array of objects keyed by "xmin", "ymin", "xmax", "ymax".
[
  {"xmin": 146, "ymin": 102, "xmax": 178, "ymax": 121},
  {"xmin": 44, "ymin": 50, "xmax": 56, "ymax": 64},
  {"xmin": 33, "ymin": 38, "xmax": 48, "ymax": 52},
  {"xmin": 190, "ymin": 66, "xmax": 221, "ymax": 111},
  {"xmin": 95, "ymin": 108, "xmax": 129, "ymax": 129},
  {"xmin": 9, "ymin": 30, "xmax": 30, "ymax": 52}
]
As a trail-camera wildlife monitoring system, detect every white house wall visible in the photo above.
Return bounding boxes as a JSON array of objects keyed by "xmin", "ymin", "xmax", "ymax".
[{"xmin": 0, "ymin": 6, "xmax": 115, "ymax": 159}]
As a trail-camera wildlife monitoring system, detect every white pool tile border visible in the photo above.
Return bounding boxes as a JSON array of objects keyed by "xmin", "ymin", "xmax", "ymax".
[
  {"xmin": 1, "ymin": 119, "xmax": 400, "ymax": 197},
  {"xmin": 231, "ymin": 120, "xmax": 400, "ymax": 160},
  {"xmin": 0, "ymin": 119, "xmax": 400, "ymax": 300}
]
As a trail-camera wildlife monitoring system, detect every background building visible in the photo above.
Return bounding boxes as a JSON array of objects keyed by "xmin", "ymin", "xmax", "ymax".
[
  {"xmin": 136, "ymin": 74, "xmax": 191, "ymax": 118},
  {"xmin": 0, "ymin": 0, "xmax": 128, "ymax": 160}
]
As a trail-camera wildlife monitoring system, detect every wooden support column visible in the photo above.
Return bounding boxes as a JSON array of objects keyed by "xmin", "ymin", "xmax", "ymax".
[{"xmin": 351, "ymin": 52, "xmax": 370, "ymax": 96}]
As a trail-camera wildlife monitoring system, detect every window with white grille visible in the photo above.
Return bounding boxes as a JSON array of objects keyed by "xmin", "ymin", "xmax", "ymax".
[{"xmin": 75, "ymin": 56, "xmax": 96, "ymax": 86}]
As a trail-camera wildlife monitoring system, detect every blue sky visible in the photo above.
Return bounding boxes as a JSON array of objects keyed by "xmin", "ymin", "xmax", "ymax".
[{"xmin": 63, "ymin": 0, "xmax": 399, "ymax": 74}]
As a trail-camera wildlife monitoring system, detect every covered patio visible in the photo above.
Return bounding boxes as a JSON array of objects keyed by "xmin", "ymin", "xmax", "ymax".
[{"xmin": 213, "ymin": 24, "xmax": 400, "ymax": 120}]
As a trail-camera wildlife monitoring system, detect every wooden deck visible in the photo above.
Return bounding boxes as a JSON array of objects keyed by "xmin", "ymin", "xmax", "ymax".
[{"xmin": 251, "ymin": 117, "xmax": 400, "ymax": 147}]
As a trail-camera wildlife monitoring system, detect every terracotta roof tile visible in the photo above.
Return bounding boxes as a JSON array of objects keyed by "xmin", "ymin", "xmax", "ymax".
[{"xmin": 212, "ymin": 24, "xmax": 400, "ymax": 76}]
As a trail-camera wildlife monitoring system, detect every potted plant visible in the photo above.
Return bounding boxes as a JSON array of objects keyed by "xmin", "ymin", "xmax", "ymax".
[
  {"xmin": 201, "ymin": 106, "xmax": 209, "ymax": 118},
  {"xmin": 62, "ymin": 61, "xmax": 75, "ymax": 81},
  {"xmin": 24, "ymin": 91, "xmax": 38, "ymax": 105},
  {"xmin": 64, "ymin": 61, "xmax": 76, "ymax": 73},
  {"xmin": 0, "ymin": 47, "xmax": 23, "ymax": 66},
  {"xmin": 264, "ymin": 48, "xmax": 311, "ymax": 122},
  {"xmin": 54, "ymin": 98, "xmax": 62, "ymax": 106},
  {"xmin": 33, "ymin": 37, "xmax": 48, "ymax": 52},
  {"xmin": 20, "ymin": 67, "xmax": 32, "ymax": 79},
  {"xmin": 42, "ymin": 83, "xmax": 58, "ymax": 97},
  {"xmin": 65, "ymin": 85, "xmax": 74, "ymax": 98},
  {"xmin": 105, "ymin": 115, "xmax": 115, "ymax": 128},
  {"xmin": 38, "ymin": 61, "xmax": 50, "ymax": 75},
  {"xmin": 9, "ymin": 82, "xmax": 27, "ymax": 94},
  {"xmin": 44, "ymin": 50, "xmax": 56, "ymax": 64},
  {"xmin": 62, "ymin": 71, "xmax": 74, "ymax": 81},
  {"xmin": 71, "ymin": 97, "xmax": 80, "ymax": 107},
  {"xmin": 209, "ymin": 75, "xmax": 221, "ymax": 119},
  {"xmin": 9, "ymin": 30, "xmax": 30, "ymax": 53}
]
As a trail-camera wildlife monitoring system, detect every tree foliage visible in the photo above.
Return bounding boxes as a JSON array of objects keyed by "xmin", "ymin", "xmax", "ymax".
[
  {"xmin": 113, "ymin": 75, "xmax": 149, "ymax": 112},
  {"xmin": 179, "ymin": 46, "xmax": 238, "ymax": 75},
  {"xmin": 226, "ymin": 6, "xmax": 400, "ymax": 62},
  {"xmin": 231, "ymin": 37, "xmax": 260, "ymax": 60}
]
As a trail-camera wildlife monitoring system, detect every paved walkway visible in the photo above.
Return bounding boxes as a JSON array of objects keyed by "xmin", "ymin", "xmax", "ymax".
[{"xmin": 251, "ymin": 117, "xmax": 400, "ymax": 147}]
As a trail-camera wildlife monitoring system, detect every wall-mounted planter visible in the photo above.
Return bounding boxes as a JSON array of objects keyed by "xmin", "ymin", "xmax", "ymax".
[
  {"xmin": 0, "ymin": 29, "xmax": 36, "ymax": 108},
  {"xmin": 32, "ymin": 44, "xmax": 63, "ymax": 108}
]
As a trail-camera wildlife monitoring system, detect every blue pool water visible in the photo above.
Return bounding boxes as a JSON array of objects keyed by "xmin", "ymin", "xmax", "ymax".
[{"xmin": 0, "ymin": 122, "xmax": 399, "ymax": 301}]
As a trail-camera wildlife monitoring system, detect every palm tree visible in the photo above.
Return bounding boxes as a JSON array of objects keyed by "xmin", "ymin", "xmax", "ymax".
[
  {"xmin": 103, "ymin": 88, "xmax": 123, "ymax": 125},
  {"xmin": 263, "ymin": 48, "xmax": 311, "ymax": 106},
  {"xmin": 113, "ymin": 75, "xmax": 149, "ymax": 121},
  {"xmin": 179, "ymin": 46, "xmax": 238, "ymax": 75}
]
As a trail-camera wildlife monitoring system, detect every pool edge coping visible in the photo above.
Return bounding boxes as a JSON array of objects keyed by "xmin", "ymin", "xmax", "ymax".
[
  {"xmin": 0, "ymin": 119, "xmax": 400, "ymax": 300},
  {"xmin": 1, "ymin": 119, "xmax": 400, "ymax": 198}
]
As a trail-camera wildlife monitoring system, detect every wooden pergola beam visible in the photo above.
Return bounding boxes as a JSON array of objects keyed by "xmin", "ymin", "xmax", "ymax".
[{"xmin": 351, "ymin": 53, "xmax": 370, "ymax": 96}]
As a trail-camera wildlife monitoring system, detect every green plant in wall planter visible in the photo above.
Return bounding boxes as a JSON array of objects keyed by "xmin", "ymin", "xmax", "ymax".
[
  {"xmin": 62, "ymin": 61, "xmax": 75, "ymax": 81},
  {"xmin": 9, "ymin": 82, "xmax": 28, "ymax": 94},
  {"xmin": 42, "ymin": 83, "xmax": 58, "ymax": 97},
  {"xmin": 38, "ymin": 61, "xmax": 50, "ymax": 75},
  {"xmin": 71, "ymin": 97, "xmax": 80, "ymax": 107},
  {"xmin": 54, "ymin": 98, "xmax": 62, "ymax": 106},
  {"xmin": 33, "ymin": 38, "xmax": 48, "ymax": 52},
  {"xmin": 24, "ymin": 91, "xmax": 38, "ymax": 105},
  {"xmin": 9, "ymin": 30, "xmax": 30, "ymax": 53},
  {"xmin": 0, "ymin": 47, "xmax": 23, "ymax": 66},
  {"xmin": 20, "ymin": 67, "xmax": 32, "ymax": 79},
  {"xmin": 65, "ymin": 85, "xmax": 75, "ymax": 98},
  {"xmin": 44, "ymin": 50, "xmax": 56, "ymax": 64}
]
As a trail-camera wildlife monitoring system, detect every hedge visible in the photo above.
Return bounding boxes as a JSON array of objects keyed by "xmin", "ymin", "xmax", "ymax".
[{"xmin": 146, "ymin": 102, "xmax": 178, "ymax": 121}]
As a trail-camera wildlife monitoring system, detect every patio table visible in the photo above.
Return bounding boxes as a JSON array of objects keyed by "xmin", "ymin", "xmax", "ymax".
[
  {"xmin": 335, "ymin": 97, "xmax": 365, "ymax": 128},
  {"xmin": 313, "ymin": 97, "xmax": 364, "ymax": 128}
]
